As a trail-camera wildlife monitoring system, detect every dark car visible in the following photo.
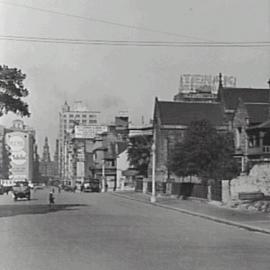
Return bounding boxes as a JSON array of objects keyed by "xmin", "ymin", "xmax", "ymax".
[
  {"xmin": 12, "ymin": 181, "xmax": 31, "ymax": 201},
  {"xmin": 83, "ymin": 179, "xmax": 100, "ymax": 192}
]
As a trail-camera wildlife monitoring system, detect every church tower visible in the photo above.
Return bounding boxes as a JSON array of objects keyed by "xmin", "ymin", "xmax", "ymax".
[{"xmin": 42, "ymin": 137, "xmax": 51, "ymax": 162}]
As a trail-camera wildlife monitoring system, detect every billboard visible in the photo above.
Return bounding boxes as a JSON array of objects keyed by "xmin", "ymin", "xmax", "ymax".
[
  {"xmin": 5, "ymin": 132, "xmax": 29, "ymax": 181},
  {"xmin": 74, "ymin": 125, "xmax": 108, "ymax": 139},
  {"xmin": 179, "ymin": 74, "xmax": 236, "ymax": 92}
]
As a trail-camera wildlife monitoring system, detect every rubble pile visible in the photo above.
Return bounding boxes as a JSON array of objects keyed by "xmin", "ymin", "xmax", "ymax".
[{"xmin": 228, "ymin": 200, "xmax": 270, "ymax": 213}]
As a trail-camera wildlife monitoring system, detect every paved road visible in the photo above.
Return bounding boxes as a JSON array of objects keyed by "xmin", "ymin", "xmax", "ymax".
[{"xmin": 0, "ymin": 189, "xmax": 269, "ymax": 270}]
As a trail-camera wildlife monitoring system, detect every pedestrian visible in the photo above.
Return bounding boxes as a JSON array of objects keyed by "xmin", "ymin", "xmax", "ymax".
[{"xmin": 49, "ymin": 191, "xmax": 55, "ymax": 209}]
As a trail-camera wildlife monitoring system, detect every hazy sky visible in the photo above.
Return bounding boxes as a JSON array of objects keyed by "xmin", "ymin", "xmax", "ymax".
[{"xmin": 0, "ymin": 0, "xmax": 269, "ymax": 155}]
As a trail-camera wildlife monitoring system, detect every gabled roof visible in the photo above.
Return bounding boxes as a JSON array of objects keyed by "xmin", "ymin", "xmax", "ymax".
[
  {"xmin": 245, "ymin": 103, "xmax": 269, "ymax": 124},
  {"xmin": 156, "ymin": 100, "xmax": 225, "ymax": 126},
  {"xmin": 220, "ymin": 87, "xmax": 269, "ymax": 110}
]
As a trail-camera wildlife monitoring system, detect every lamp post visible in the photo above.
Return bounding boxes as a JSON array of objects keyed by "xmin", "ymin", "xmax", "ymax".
[
  {"xmin": 101, "ymin": 159, "xmax": 106, "ymax": 192},
  {"xmin": 150, "ymin": 140, "xmax": 156, "ymax": 203}
]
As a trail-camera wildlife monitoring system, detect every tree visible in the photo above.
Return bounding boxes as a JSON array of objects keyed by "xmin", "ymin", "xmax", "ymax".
[
  {"xmin": 169, "ymin": 119, "xmax": 240, "ymax": 181},
  {"xmin": 0, "ymin": 65, "xmax": 30, "ymax": 117},
  {"xmin": 127, "ymin": 135, "xmax": 152, "ymax": 177}
]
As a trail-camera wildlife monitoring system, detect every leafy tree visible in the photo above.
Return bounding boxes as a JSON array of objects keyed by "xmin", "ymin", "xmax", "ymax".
[
  {"xmin": 127, "ymin": 135, "xmax": 152, "ymax": 177},
  {"xmin": 169, "ymin": 119, "xmax": 240, "ymax": 181},
  {"xmin": 0, "ymin": 65, "xmax": 30, "ymax": 117}
]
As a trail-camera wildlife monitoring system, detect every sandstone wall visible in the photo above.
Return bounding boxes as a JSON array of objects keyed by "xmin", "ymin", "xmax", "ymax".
[{"xmin": 230, "ymin": 163, "xmax": 270, "ymax": 200}]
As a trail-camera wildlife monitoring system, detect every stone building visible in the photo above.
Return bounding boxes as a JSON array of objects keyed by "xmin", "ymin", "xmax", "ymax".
[
  {"xmin": 152, "ymin": 75, "xmax": 270, "ymax": 182},
  {"xmin": 39, "ymin": 137, "xmax": 58, "ymax": 182},
  {"xmin": 152, "ymin": 98, "xmax": 228, "ymax": 181}
]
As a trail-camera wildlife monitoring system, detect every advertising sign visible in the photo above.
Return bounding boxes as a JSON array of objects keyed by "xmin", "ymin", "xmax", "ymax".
[
  {"xmin": 179, "ymin": 74, "xmax": 236, "ymax": 92},
  {"xmin": 5, "ymin": 132, "xmax": 29, "ymax": 181},
  {"xmin": 74, "ymin": 125, "xmax": 108, "ymax": 139}
]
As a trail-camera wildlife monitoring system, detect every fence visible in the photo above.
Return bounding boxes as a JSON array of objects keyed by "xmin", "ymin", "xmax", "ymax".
[
  {"xmin": 171, "ymin": 183, "xmax": 208, "ymax": 199},
  {"xmin": 136, "ymin": 179, "xmax": 222, "ymax": 201}
]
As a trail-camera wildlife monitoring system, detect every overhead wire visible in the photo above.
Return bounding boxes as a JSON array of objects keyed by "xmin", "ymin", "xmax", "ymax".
[
  {"xmin": 0, "ymin": 0, "xmax": 213, "ymax": 42},
  {"xmin": 0, "ymin": 35, "xmax": 269, "ymax": 48}
]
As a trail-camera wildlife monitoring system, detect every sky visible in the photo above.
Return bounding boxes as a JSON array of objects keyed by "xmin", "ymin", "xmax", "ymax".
[{"xmin": 0, "ymin": 0, "xmax": 269, "ymax": 155}]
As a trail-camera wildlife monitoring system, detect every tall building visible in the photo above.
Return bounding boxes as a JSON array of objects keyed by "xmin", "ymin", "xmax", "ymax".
[
  {"xmin": 58, "ymin": 101, "xmax": 101, "ymax": 180},
  {"xmin": 4, "ymin": 120, "xmax": 37, "ymax": 184}
]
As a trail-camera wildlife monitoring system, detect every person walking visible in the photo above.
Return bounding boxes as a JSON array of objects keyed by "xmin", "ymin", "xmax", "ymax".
[{"xmin": 49, "ymin": 191, "xmax": 55, "ymax": 209}]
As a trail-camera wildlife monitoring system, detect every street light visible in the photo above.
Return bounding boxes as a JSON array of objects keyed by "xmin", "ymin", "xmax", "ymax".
[
  {"xmin": 101, "ymin": 159, "xmax": 106, "ymax": 192},
  {"xmin": 150, "ymin": 140, "xmax": 156, "ymax": 203}
]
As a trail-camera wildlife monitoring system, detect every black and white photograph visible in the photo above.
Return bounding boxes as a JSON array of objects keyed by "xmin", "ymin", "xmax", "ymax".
[{"xmin": 0, "ymin": 1, "xmax": 270, "ymax": 269}]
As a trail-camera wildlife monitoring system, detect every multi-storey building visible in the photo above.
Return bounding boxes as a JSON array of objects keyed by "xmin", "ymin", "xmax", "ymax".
[
  {"xmin": 58, "ymin": 101, "xmax": 100, "ymax": 179},
  {"xmin": 4, "ymin": 120, "xmax": 37, "ymax": 184}
]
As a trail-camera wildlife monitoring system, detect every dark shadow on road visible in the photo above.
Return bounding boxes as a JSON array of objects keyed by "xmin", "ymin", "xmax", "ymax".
[{"xmin": 0, "ymin": 204, "xmax": 87, "ymax": 218}]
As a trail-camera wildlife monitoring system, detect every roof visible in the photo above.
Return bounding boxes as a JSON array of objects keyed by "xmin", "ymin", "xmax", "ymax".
[
  {"xmin": 220, "ymin": 87, "xmax": 269, "ymax": 110},
  {"xmin": 245, "ymin": 103, "xmax": 269, "ymax": 124},
  {"xmin": 248, "ymin": 119, "xmax": 270, "ymax": 130},
  {"xmin": 156, "ymin": 100, "xmax": 225, "ymax": 126}
]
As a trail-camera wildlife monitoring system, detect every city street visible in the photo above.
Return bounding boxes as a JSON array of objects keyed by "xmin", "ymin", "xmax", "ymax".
[{"xmin": 0, "ymin": 189, "xmax": 270, "ymax": 270}]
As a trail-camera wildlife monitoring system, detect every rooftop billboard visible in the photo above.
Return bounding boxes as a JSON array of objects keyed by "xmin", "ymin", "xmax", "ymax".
[{"xmin": 74, "ymin": 125, "xmax": 108, "ymax": 139}]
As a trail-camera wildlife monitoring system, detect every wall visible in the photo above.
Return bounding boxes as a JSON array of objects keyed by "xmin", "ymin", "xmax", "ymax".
[
  {"xmin": 229, "ymin": 163, "xmax": 270, "ymax": 200},
  {"xmin": 155, "ymin": 127, "xmax": 185, "ymax": 181},
  {"xmin": 116, "ymin": 149, "xmax": 129, "ymax": 190}
]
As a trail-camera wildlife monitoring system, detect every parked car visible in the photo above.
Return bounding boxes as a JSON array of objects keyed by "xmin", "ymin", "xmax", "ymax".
[{"xmin": 12, "ymin": 181, "xmax": 31, "ymax": 201}]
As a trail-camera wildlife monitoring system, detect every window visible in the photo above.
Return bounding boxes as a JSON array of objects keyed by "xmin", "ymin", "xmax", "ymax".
[
  {"xmin": 82, "ymin": 120, "xmax": 87, "ymax": 124},
  {"xmin": 82, "ymin": 114, "xmax": 87, "ymax": 118},
  {"xmin": 89, "ymin": 120, "xmax": 97, "ymax": 124},
  {"xmin": 75, "ymin": 114, "xmax": 80, "ymax": 118},
  {"xmin": 69, "ymin": 114, "xmax": 74, "ymax": 118}
]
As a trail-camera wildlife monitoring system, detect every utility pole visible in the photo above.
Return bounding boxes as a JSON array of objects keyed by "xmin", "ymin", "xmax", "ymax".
[
  {"xmin": 150, "ymin": 133, "xmax": 156, "ymax": 203},
  {"xmin": 101, "ymin": 159, "xmax": 106, "ymax": 192}
]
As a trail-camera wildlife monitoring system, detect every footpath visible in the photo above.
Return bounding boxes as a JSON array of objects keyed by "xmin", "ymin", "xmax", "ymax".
[{"xmin": 112, "ymin": 191, "xmax": 270, "ymax": 235}]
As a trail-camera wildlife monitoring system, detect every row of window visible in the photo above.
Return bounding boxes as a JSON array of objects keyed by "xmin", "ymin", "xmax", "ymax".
[
  {"xmin": 63, "ymin": 114, "xmax": 97, "ymax": 118},
  {"xmin": 62, "ymin": 119, "xmax": 97, "ymax": 124}
]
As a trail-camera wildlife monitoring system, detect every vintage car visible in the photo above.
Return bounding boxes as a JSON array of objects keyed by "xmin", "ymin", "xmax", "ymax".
[
  {"xmin": 83, "ymin": 179, "xmax": 100, "ymax": 192},
  {"xmin": 12, "ymin": 181, "xmax": 31, "ymax": 201}
]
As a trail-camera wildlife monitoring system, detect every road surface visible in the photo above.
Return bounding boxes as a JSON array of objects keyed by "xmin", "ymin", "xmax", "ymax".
[{"xmin": 0, "ymin": 189, "xmax": 269, "ymax": 270}]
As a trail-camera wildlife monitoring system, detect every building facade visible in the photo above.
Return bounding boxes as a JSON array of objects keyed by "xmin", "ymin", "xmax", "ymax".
[
  {"xmin": 152, "ymin": 74, "xmax": 270, "ymax": 182},
  {"xmin": 4, "ymin": 120, "xmax": 37, "ymax": 184},
  {"xmin": 58, "ymin": 101, "xmax": 101, "ymax": 180}
]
